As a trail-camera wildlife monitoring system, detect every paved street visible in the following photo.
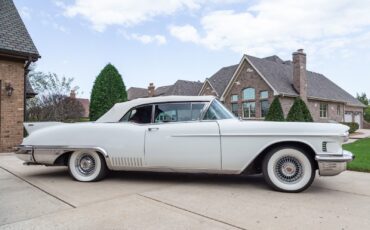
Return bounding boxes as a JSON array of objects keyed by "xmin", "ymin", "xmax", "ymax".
[{"xmin": 1, "ymin": 153, "xmax": 370, "ymax": 230}]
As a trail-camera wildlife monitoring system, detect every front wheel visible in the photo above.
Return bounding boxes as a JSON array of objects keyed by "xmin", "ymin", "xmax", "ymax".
[
  {"xmin": 68, "ymin": 150, "xmax": 108, "ymax": 182},
  {"xmin": 262, "ymin": 147, "xmax": 315, "ymax": 193}
]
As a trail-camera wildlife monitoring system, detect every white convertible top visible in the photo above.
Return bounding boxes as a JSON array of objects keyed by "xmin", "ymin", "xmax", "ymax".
[{"xmin": 96, "ymin": 96, "xmax": 215, "ymax": 123}]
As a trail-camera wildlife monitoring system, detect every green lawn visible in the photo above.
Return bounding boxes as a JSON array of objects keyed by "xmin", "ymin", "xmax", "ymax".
[{"xmin": 343, "ymin": 138, "xmax": 370, "ymax": 172}]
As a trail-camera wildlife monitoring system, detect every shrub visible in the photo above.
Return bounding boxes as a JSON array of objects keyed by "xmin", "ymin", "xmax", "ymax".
[
  {"xmin": 286, "ymin": 97, "xmax": 313, "ymax": 122},
  {"xmin": 90, "ymin": 64, "xmax": 127, "ymax": 121},
  {"xmin": 364, "ymin": 106, "xmax": 370, "ymax": 123},
  {"xmin": 341, "ymin": 122, "xmax": 359, "ymax": 133},
  {"xmin": 265, "ymin": 97, "xmax": 285, "ymax": 121}
]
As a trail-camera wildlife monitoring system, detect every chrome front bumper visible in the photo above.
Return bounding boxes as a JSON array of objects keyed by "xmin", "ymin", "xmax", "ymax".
[{"xmin": 315, "ymin": 150, "xmax": 354, "ymax": 176}]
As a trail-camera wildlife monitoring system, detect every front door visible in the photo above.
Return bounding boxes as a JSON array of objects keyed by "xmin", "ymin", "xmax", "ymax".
[{"xmin": 145, "ymin": 102, "xmax": 221, "ymax": 170}]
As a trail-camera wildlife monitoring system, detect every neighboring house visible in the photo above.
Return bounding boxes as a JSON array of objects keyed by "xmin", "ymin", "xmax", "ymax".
[
  {"xmin": 128, "ymin": 80, "xmax": 203, "ymax": 100},
  {"xmin": 199, "ymin": 49, "xmax": 365, "ymax": 127},
  {"xmin": 0, "ymin": 0, "xmax": 40, "ymax": 151},
  {"xmin": 69, "ymin": 90, "xmax": 90, "ymax": 118}
]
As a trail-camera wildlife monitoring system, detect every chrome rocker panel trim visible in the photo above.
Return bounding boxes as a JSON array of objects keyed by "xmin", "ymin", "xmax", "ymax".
[{"xmin": 315, "ymin": 150, "xmax": 354, "ymax": 176}]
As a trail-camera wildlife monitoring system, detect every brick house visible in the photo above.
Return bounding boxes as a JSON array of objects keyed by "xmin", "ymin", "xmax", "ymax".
[
  {"xmin": 128, "ymin": 50, "xmax": 364, "ymax": 127},
  {"xmin": 0, "ymin": 0, "xmax": 40, "ymax": 151},
  {"xmin": 199, "ymin": 49, "xmax": 365, "ymax": 127}
]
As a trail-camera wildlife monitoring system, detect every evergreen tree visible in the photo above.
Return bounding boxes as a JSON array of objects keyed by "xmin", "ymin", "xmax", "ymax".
[
  {"xmin": 265, "ymin": 97, "xmax": 285, "ymax": 121},
  {"xmin": 89, "ymin": 64, "xmax": 127, "ymax": 121},
  {"xmin": 286, "ymin": 97, "xmax": 313, "ymax": 122},
  {"xmin": 299, "ymin": 99, "xmax": 314, "ymax": 122}
]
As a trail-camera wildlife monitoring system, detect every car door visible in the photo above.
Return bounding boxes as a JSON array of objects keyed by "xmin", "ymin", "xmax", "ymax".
[{"xmin": 145, "ymin": 102, "xmax": 221, "ymax": 170}]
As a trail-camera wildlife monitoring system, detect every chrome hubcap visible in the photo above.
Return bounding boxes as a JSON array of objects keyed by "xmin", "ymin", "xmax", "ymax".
[
  {"xmin": 76, "ymin": 154, "xmax": 96, "ymax": 176},
  {"xmin": 274, "ymin": 156, "xmax": 303, "ymax": 183}
]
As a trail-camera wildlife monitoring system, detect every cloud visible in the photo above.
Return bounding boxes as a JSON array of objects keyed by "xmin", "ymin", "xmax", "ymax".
[
  {"xmin": 130, "ymin": 34, "xmax": 167, "ymax": 45},
  {"xmin": 120, "ymin": 31, "xmax": 167, "ymax": 45},
  {"xmin": 169, "ymin": 0, "xmax": 370, "ymax": 57},
  {"xmin": 62, "ymin": 0, "xmax": 203, "ymax": 32},
  {"xmin": 169, "ymin": 25, "xmax": 201, "ymax": 43}
]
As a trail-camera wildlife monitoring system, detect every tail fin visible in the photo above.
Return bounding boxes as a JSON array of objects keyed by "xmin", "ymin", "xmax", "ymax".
[{"xmin": 24, "ymin": 122, "xmax": 63, "ymax": 135}]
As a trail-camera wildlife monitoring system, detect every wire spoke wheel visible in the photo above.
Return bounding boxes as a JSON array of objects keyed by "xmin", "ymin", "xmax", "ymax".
[
  {"xmin": 68, "ymin": 150, "xmax": 108, "ymax": 182},
  {"xmin": 263, "ymin": 147, "xmax": 315, "ymax": 193},
  {"xmin": 75, "ymin": 154, "xmax": 96, "ymax": 176},
  {"xmin": 274, "ymin": 156, "xmax": 304, "ymax": 184}
]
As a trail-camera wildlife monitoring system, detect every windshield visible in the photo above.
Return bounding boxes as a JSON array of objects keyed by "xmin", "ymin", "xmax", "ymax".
[{"xmin": 203, "ymin": 99, "xmax": 236, "ymax": 120}]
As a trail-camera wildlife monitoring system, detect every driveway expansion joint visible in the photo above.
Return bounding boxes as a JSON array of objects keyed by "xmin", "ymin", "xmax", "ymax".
[
  {"xmin": 0, "ymin": 165, "xmax": 76, "ymax": 208},
  {"xmin": 138, "ymin": 194, "xmax": 247, "ymax": 230}
]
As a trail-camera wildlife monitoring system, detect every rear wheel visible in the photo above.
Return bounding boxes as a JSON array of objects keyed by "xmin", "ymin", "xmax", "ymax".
[
  {"xmin": 262, "ymin": 146, "xmax": 315, "ymax": 192},
  {"xmin": 68, "ymin": 150, "xmax": 108, "ymax": 182}
]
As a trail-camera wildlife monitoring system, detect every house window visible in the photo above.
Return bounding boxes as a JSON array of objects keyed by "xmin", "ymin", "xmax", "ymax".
[
  {"xmin": 320, "ymin": 103, "xmax": 328, "ymax": 118},
  {"xmin": 231, "ymin": 103, "xmax": 239, "ymax": 116},
  {"xmin": 260, "ymin": 91, "xmax": 268, "ymax": 99},
  {"xmin": 337, "ymin": 105, "xmax": 341, "ymax": 115},
  {"xmin": 261, "ymin": 100, "xmax": 269, "ymax": 118},
  {"xmin": 231, "ymin": 94, "xmax": 238, "ymax": 102},
  {"xmin": 243, "ymin": 102, "xmax": 256, "ymax": 118},
  {"xmin": 243, "ymin": 88, "xmax": 255, "ymax": 100}
]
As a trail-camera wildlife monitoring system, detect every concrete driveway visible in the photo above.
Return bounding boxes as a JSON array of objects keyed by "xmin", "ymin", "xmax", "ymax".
[{"xmin": 1, "ymin": 153, "xmax": 370, "ymax": 230}]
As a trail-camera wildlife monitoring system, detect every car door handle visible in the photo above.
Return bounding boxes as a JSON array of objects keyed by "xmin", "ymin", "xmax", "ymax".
[{"xmin": 148, "ymin": 127, "xmax": 159, "ymax": 131}]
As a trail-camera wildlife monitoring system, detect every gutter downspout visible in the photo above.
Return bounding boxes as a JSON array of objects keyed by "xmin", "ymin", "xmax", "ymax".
[{"xmin": 24, "ymin": 58, "xmax": 32, "ymax": 122}]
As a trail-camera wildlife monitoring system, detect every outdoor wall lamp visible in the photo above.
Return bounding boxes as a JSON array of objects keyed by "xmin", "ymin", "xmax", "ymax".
[{"xmin": 5, "ymin": 83, "xmax": 14, "ymax": 96}]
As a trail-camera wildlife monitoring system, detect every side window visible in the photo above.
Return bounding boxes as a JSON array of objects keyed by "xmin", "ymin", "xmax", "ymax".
[
  {"xmin": 191, "ymin": 103, "xmax": 207, "ymax": 120},
  {"xmin": 154, "ymin": 102, "xmax": 206, "ymax": 123},
  {"xmin": 120, "ymin": 105, "xmax": 153, "ymax": 124}
]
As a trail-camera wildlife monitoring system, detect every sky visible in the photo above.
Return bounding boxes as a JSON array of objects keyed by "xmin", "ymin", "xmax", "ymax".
[{"xmin": 14, "ymin": 0, "xmax": 370, "ymax": 99}]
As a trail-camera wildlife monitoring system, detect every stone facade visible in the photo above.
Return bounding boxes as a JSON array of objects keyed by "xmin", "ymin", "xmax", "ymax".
[
  {"xmin": 217, "ymin": 61, "xmax": 274, "ymax": 119},
  {"xmin": 200, "ymin": 81, "xmax": 218, "ymax": 97},
  {"xmin": 308, "ymin": 100, "xmax": 344, "ymax": 123},
  {"xmin": 0, "ymin": 58, "xmax": 25, "ymax": 152}
]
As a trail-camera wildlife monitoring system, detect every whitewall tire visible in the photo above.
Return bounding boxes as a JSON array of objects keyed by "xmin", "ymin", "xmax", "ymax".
[
  {"xmin": 68, "ymin": 150, "xmax": 108, "ymax": 182},
  {"xmin": 262, "ymin": 147, "xmax": 315, "ymax": 193}
]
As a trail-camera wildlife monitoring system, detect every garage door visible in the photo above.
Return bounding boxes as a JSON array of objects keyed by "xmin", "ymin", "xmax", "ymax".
[
  {"xmin": 354, "ymin": 113, "xmax": 362, "ymax": 128},
  {"xmin": 344, "ymin": 112, "xmax": 352, "ymax": 122}
]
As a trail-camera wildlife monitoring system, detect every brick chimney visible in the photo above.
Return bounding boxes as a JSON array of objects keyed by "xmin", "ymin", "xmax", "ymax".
[
  {"xmin": 70, "ymin": 90, "xmax": 76, "ymax": 99},
  {"xmin": 292, "ymin": 49, "xmax": 307, "ymax": 101},
  {"xmin": 147, "ymin": 83, "xmax": 155, "ymax": 97}
]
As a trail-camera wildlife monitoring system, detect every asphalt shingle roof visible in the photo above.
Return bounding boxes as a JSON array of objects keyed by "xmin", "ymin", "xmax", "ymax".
[
  {"xmin": 208, "ymin": 64, "xmax": 238, "ymax": 96},
  {"xmin": 163, "ymin": 80, "xmax": 203, "ymax": 96},
  {"xmin": 208, "ymin": 54, "xmax": 364, "ymax": 107},
  {"xmin": 127, "ymin": 80, "xmax": 203, "ymax": 100},
  {"xmin": 0, "ymin": 0, "xmax": 39, "ymax": 58},
  {"xmin": 247, "ymin": 55, "xmax": 364, "ymax": 107},
  {"xmin": 127, "ymin": 87, "xmax": 148, "ymax": 101}
]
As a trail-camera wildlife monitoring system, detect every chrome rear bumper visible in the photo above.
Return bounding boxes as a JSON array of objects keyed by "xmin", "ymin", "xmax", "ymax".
[{"xmin": 315, "ymin": 150, "xmax": 354, "ymax": 176}]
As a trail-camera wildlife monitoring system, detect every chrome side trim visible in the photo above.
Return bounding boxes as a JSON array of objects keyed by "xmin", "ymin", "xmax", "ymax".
[
  {"xmin": 15, "ymin": 145, "xmax": 110, "ymax": 167},
  {"xmin": 26, "ymin": 145, "xmax": 109, "ymax": 158},
  {"xmin": 171, "ymin": 134, "xmax": 220, "ymax": 137},
  {"xmin": 221, "ymin": 133, "xmax": 348, "ymax": 137}
]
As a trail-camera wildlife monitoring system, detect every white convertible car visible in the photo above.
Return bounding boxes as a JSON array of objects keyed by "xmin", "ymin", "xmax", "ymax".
[{"xmin": 16, "ymin": 96, "xmax": 353, "ymax": 192}]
